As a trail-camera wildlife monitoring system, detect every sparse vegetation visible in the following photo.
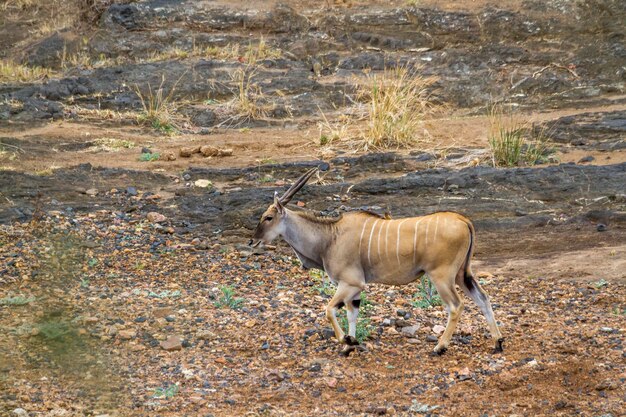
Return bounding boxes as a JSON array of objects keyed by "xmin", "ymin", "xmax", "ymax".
[
  {"xmin": 357, "ymin": 66, "xmax": 438, "ymax": 150},
  {"xmin": 214, "ymin": 285, "xmax": 245, "ymax": 309},
  {"xmin": 0, "ymin": 295, "xmax": 36, "ymax": 306},
  {"xmin": 488, "ymin": 104, "xmax": 553, "ymax": 167},
  {"xmin": 89, "ymin": 138, "xmax": 135, "ymax": 152},
  {"xmin": 152, "ymin": 383, "xmax": 179, "ymax": 399},
  {"xmin": 229, "ymin": 64, "xmax": 269, "ymax": 121},
  {"xmin": 318, "ymin": 107, "xmax": 350, "ymax": 146},
  {"xmin": 310, "ymin": 269, "xmax": 335, "ymax": 297},
  {"xmin": 139, "ymin": 152, "xmax": 160, "ymax": 162},
  {"xmin": 134, "ymin": 76, "xmax": 182, "ymax": 134},
  {"xmin": 0, "ymin": 61, "xmax": 53, "ymax": 83},
  {"xmin": 412, "ymin": 275, "xmax": 442, "ymax": 308}
]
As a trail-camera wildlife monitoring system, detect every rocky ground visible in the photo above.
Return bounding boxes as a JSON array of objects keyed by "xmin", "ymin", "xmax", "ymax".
[{"xmin": 1, "ymin": 0, "xmax": 625, "ymax": 416}]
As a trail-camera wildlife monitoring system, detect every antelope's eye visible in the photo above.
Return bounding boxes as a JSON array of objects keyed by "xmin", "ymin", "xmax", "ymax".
[{"xmin": 264, "ymin": 216, "xmax": 273, "ymax": 222}]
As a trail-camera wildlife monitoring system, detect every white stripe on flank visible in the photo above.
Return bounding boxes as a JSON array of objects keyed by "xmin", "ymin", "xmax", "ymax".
[
  {"xmin": 385, "ymin": 220, "xmax": 391, "ymax": 260},
  {"xmin": 433, "ymin": 217, "xmax": 439, "ymax": 243},
  {"xmin": 367, "ymin": 219, "xmax": 381, "ymax": 265},
  {"xmin": 359, "ymin": 218, "xmax": 370, "ymax": 254},
  {"xmin": 396, "ymin": 219, "xmax": 409, "ymax": 265},
  {"xmin": 424, "ymin": 218, "xmax": 430, "ymax": 245},
  {"xmin": 413, "ymin": 218, "xmax": 422, "ymax": 263},
  {"xmin": 377, "ymin": 220, "xmax": 384, "ymax": 261}
]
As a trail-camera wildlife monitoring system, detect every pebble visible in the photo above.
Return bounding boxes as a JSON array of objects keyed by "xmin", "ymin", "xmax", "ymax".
[
  {"xmin": 12, "ymin": 409, "xmax": 28, "ymax": 417},
  {"xmin": 194, "ymin": 179, "xmax": 212, "ymax": 188},
  {"xmin": 382, "ymin": 318, "xmax": 393, "ymax": 326},
  {"xmin": 85, "ymin": 188, "xmax": 98, "ymax": 197},
  {"xmin": 160, "ymin": 335, "xmax": 183, "ymax": 351},
  {"xmin": 596, "ymin": 223, "xmax": 607, "ymax": 232},
  {"xmin": 426, "ymin": 335, "xmax": 438, "ymax": 343},
  {"xmin": 401, "ymin": 325, "xmax": 420, "ymax": 337},
  {"xmin": 126, "ymin": 186, "xmax": 138, "ymax": 196},
  {"xmin": 432, "ymin": 325, "xmax": 446, "ymax": 335},
  {"xmin": 118, "ymin": 330, "xmax": 136, "ymax": 340},
  {"xmin": 407, "ymin": 338, "xmax": 420, "ymax": 344},
  {"xmin": 146, "ymin": 212, "xmax": 167, "ymax": 223}
]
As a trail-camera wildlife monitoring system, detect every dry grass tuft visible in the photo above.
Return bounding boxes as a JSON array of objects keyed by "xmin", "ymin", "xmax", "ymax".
[
  {"xmin": 227, "ymin": 64, "xmax": 270, "ymax": 121},
  {"xmin": 0, "ymin": 61, "xmax": 53, "ymax": 84},
  {"xmin": 357, "ymin": 66, "xmax": 438, "ymax": 150},
  {"xmin": 134, "ymin": 75, "xmax": 183, "ymax": 134}
]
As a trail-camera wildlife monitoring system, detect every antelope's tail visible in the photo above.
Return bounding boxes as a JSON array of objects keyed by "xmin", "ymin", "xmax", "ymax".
[{"xmin": 462, "ymin": 217, "xmax": 476, "ymax": 279}]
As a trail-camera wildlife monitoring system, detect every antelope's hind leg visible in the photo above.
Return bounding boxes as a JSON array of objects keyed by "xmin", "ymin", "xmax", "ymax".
[
  {"xmin": 457, "ymin": 271, "xmax": 504, "ymax": 353},
  {"xmin": 430, "ymin": 269, "xmax": 464, "ymax": 354}
]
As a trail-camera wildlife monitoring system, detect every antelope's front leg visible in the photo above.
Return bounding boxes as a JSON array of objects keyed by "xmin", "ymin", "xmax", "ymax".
[{"xmin": 325, "ymin": 283, "xmax": 362, "ymax": 349}]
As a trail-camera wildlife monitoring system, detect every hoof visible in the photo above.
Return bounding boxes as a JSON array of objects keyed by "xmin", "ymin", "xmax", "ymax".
[
  {"xmin": 343, "ymin": 335, "xmax": 360, "ymax": 346},
  {"xmin": 433, "ymin": 346, "xmax": 447, "ymax": 356},
  {"xmin": 493, "ymin": 337, "xmax": 505, "ymax": 353}
]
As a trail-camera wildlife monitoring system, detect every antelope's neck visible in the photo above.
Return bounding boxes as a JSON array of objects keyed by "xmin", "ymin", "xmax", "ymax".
[{"xmin": 282, "ymin": 211, "xmax": 330, "ymax": 265}]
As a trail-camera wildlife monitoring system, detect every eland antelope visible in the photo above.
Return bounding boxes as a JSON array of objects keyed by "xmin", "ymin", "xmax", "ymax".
[{"xmin": 250, "ymin": 168, "xmax": 503, "ymax": 355}]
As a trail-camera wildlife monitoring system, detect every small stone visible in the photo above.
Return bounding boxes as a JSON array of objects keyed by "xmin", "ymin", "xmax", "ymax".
[
  {"xmin": 146, "ymin": 212, "xmax": 167, "ymax": 223},
  {"xmin": 153, "ymin": 308, "xmax": 174, "ymax": 318},
  {"xmin": 426, "ymin": 335, "xmax": 438, "ymax": 343},
  {"xmin": 526, "ymin": 359, "xmax": 539, "ymax": 368},
  {"xmin": 134, "ymin": 317, "xmax": 147, "ymax": 323},
  {"xmin": 401, "ymin": 325, "xmax": 420, "ymax": 337},
  {"xmin": 321, "ymin": 328, "xmax": 335, "ymax": 340},
  {"xmin": 457, "ymin": 367, "xmax": 472, "ymax": 381},
  {"xmin": 12, "ymin": 409, "xmax": 28, "ymax": 417},
  {"xmin": 196, "ymin": 330, "xmax": 216, "ymax": 341},
  {"xmin": 141, "ymin": 147, "xmax": 151, "ymax": 154},
  {"xmin": 160, "ymin": 151, "xmax": 176, "ymax": 161},
  {"xmin": 407, "ymin": 338, "xmax": 420, "ymax": 344},
  {"xmin": 85, "ymin": 188, "xmax": 98, "ymax": 197},
  {"xmin": 596, "ymin": 223, "xmax": 607, "ymax": 232},
  {"xmin": 396, "ymin": 309, "xmax": 407, "ymax": 317},
  {"xmin": 326, "ymin": 377, "xmax": 337, "ymax": 388},
  {"xmin": 85, "ymin": 316, "xmax": 99, "ymax": 324},
  {"xmin": 260, "ymin": 341, "xmax": 270, "ymax": 350},
  {"xmin": 578, "ymin": 155, "xmax": 595, "ymax": 163},
  {"xmin": 382, "ymin": 318, "xmax": 392, "ymax": 326},
  {"xmin": 179, "ymin": 146, "xmax": 200, "ymax": 157},
  {"xmin": 194, "ymin": 179, "xmax": 212, "ymax": 188},
  {"xmin": 432, "ymin": 325, "xmax": 446, "ymax": 335},
  {"xmin": 183, "ymin": 173, "xmax": 191, "ymax": 181},
  {"xmin": 200, "ymin": 145, "xmax": 219, "ymax": 157},
  {"xmin": 296, "ymin": 201, "xmax": 306, "ymax": 207},
  {"xmin": 118, "ymin": 330, "xmax": 136, "ymax": 340},
  {"xmin": 160, "ymin": 335, "xmax": 183, "ymax": 351},
  {"xmin": 126, "ymin": 186, "xmax": 138, "ymax": 196}
]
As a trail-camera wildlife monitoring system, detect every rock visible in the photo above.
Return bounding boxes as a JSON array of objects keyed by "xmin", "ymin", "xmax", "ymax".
[
  {"xmin": 141, "ymin": 147, "xmax": 152, "ymax": 154},
  {"xmin": 126, "ymin": 186, "xmax": 138, "ymax": 196},
  {"xmin": 179, "ymin": 146, "xmax": 201, "ymax": 157},
  {"xmin": 426, "ymin": 335, "xmax": 438, "ymax": 343},
  {"xmin": 12, "ymin": 409, "xmax": 28, "ymax": 417},
  {"xmin": 382, "ymin": 318, "xmax": 393, "ymax": 326},
  {"xmin": 191, "ymin": 109, "xmax": 217, "ymax": 127},
  {"xmin": 85, "ymin": 316, "xmax": 99, "ymax": 324},
  {"xmin": 401, "ymin": 325, "xmax": 420, "ymax": 337},
  {"xmin": 596, "ymin": 223, "xmax": 607, "ymax": 232},
  {"xmin": 200, "ymin": 145, "xmax": 233, "ymax": 157},
  {"xmin": 326, "ymin": 377, "xmax": 337, "ymax": 388},
  {"xmin": 85, "ymin": 188, "xmax": 98, "ymax": 197},
  {"xmin": 194, "ymin": 179, "xmax": 212, "ymax": 188},
  {"xmin": 160, "ymin": 151, "xmax": 176, "ymax": 161},
  {"xmin": 160, "ymin": 335, "xmax": 183, "ymax": 351},
  {"xmin": 146, "ymin": 212, "xmax": 167, "ymax": 223},
  {"xmin": 196, "ymin": 330, "xmax": 216, "ymax": 341},
  {"xmin": 407, "ymin": 338, "xmax": 420, "ymax": 344},
  {"xmin": 321, "ymin": 328, "xmax": 335, "ymax": 340},
  {"xmin": 578, "ymin": 155, "xmax": 595, "ymax": 163},
  {"xmin": 153, "ymin": 307, "xmax": 174, "ymax": 318},
  {"xmin": 432, "ymin": 325, "xmax": 446, "ymax": 335},
  {"xmin": 396, "ymin": 309, "xmax": 407, "ymax": 317},
  {"xmin": 118, "ymin": 330, "xmax": 136, "ymax": 340},
  {"xmin": 457, "ymin": 367, "xmax": 472, "ymax": 381},
  {"xmin": 395, "ymin": 319, "xmax": 410, "ymax": 328},
  {"xmin": 526, "ymin": 359, "xmax": 539, "ymax": 368}
]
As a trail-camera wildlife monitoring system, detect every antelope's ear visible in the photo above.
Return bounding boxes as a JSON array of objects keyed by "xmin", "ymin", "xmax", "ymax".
[{"xmin": 273, "ymin": 192, "xmax": 285, "ymax": 214}]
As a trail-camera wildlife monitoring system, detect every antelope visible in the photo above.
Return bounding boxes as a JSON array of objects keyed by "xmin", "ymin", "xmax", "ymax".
[{"xmin": 250, "ymin": 168, "xmax": 504, "ymax": 355}]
